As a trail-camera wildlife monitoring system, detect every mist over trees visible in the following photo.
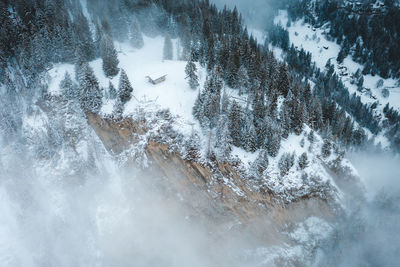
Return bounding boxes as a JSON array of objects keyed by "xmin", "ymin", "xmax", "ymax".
[
  {"xmin": 287, "ymin": 0, "xmax": 400, "ymax": 79},
  {"xmin": 0, "ymin": 1, "xmax": 400, "ymax": 266},
  {"xmin": 0, "ymin": 0, "xmax": 398, "ymax": 162},
  {"xmin": 163, "ymin": 34, "xmax": 173, "ymax": 60},
  {"xmin": 129, "ymin": 16, "xmax": 144, "ymax": 49},
  {"xmin": 100, "ymin": 35, "xmax": 119, "ymax": 77}
]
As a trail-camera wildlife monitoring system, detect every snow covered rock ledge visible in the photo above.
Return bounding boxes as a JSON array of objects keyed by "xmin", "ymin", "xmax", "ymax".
[{"xmin": 87, "ymin": 111, "xmax": 346, "ymax": 227}]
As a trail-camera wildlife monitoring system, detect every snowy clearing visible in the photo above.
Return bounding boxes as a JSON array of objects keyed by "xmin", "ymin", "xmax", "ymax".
[
  {"xmin": 274, "ymin": 10, "xmax": 400, "ymax": 113},
  {"xmin": 45, "ymin": 34, "xmax": 350, "ymax": 204}
]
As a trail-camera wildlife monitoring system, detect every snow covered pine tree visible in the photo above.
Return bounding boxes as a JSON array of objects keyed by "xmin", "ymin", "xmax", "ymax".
[
  {"xmin": 118, "ymin": 69, "xmax": 133, "ymax": 104},
  {"xmin": 100, "ymin": 35, "xmax": 119, "ymax": 77},
  {"xmin": 78, "ymin": 63, "xmax": 102, "ymax": 113},
  {"xmin": 185, "ymin": 53, "xmax": 199, "ymax": 90}
]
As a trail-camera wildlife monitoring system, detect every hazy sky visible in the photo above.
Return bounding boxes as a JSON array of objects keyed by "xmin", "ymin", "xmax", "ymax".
[{"xmin": 210, "ymin": 0, "xmax": 278, "ymax": 29}]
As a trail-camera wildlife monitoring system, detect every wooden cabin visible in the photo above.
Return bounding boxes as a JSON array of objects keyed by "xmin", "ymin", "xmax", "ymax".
[{"xmin": 146, "ymin": 75, "xmax": 167, "ymax": 85}]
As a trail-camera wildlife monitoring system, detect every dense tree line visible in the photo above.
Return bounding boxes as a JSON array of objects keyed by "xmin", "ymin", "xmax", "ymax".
[
  {"xmin": 263, "ymin": 14, "xmax": 381, "ymax": 137},
  {"xmin": 1, "ymin": 0, "xmax": 399, "ymax": 161},
  {"xmin": 287, "ymin": 0, "xmax": 400, "ymax": 79},
  {"xmin": 0, "ymin": 0, "xmax": 133, "ymax": 112},
  {"xmin": 151, "ymin": 0, "xmax": 378, "ymax": 160},
  {"xmin": 267, "ymin": 1, "xmax": 400, "ymax": 150},
  {"xmin": 0, "ymin": 0, "xmax": 87, "ymax": 81}
]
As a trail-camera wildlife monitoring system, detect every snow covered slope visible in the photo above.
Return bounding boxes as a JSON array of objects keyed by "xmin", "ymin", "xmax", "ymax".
[
  {"xmin": 275, "ymin": 10, "xmax": 400, "ymax": 114},
  {"xmin": 0, "ymin": 0, "xmax": 396, "ymax": 265},
  {"xmin": 45, "ymin": 35, "xmax": 357, "ymax": 205},
  {"xmin": 18, "ymin": 28, "xmax": 365, "ymax": 266},
  {"xmin": 48, "ymin": 36, "xmax": 204, "ymax": 135}
]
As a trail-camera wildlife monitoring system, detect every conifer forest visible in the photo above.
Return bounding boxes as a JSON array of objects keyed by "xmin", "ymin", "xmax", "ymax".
[{"xmin": 0, "ymin": 0, "xmax": 399, "ymax": 266}]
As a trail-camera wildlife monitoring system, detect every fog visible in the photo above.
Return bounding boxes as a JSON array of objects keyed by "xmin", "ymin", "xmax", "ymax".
[
  {"xmin": 2, "ymin": 126, "xmax": 399, "ymax": 266},
  {"xmin": 349, "ymin": 151, "xmax": 400, "ymax": 199},
  {"xmin": 316, "ymin": 151, "xmax": 400, "ymax": 266},
  {"xmin": 210, "ymin": 0, "xmax": 279, "ymax": 29},
  {"xmin": 1, "ymin": 1, "xmax": 400, "ymax": 265},
  {"xmin": 0, "ymin": 143, "xmax": 263, "ymax": 267},
  {"xmin": 209, "ymin": 1, "xmax": 400, "ymax": 264}
]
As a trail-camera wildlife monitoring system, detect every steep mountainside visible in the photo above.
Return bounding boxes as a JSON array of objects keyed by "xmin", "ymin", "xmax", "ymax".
[{"xmin": 0, "ymin": 0, "xmax": 396, "ymax": 266}]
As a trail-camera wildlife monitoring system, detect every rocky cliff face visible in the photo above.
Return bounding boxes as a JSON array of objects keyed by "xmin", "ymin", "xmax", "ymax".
[{"xmin": 87, "ymin": 112, "xmax": 339, "ymax": 238}]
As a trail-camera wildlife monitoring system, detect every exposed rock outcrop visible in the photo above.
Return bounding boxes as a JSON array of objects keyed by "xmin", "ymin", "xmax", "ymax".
[{"xmin": 87, "ymin": 112, "xmax": 339, "ymax": 236}]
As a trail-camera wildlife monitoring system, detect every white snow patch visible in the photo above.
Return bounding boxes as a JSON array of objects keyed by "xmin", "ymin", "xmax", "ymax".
[
  {"xmin": 222, "ymin": 177, "xmax": 246, "ymax": 198},
  {"xmin": 248, "ymin": 28, "xmax": 266, "ymax": 45},
  {"xmin": 288, "ymin": 216, "xmax": 333, "ymax": 244},
  {"xmin": 47, "ymin": 36, "xmax": 202, "ymax": 135},
  {"xmin": 47, "ymin": 64, "xmax": 75, "ymax": 95},
  {"xmin": 274, "ymin": 10, "xmax": 400, "ymax": 113},
  {"xmin": 100, "ymin": 99, "xmax": 116, "ymax": 115},
  {"xmin": 45, "ymin": 34, "xmax": 350, "ymax": 204},
  {"xmin": 231, "ymin": 146, "xmax": 259, "ymax": 169},
  {"xmin": 374, "ymin": 133, "xmax": 390, "ymax": 149},
  {"xmin": 23, "ymin": 112, "xmax": 48, "ymax": 132},
  {"xmin": 89, "ymin": 36, "xmax": 200, "ymax": 125},
  {"xmin": 245, "ymin": 216, "xmax": 332, "ymax": 266}
]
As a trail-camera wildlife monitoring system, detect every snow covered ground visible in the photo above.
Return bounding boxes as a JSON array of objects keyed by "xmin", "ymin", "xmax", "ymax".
[
  {"xmin": 274, "ymin": 10, "xmax": 400, "ymax": 113},
  {"xmin": 14, "ymin": 41, "xmax": 343, "ymax": 264},
  {"xmin": 115, "ymin": 37, "xmax": 202, "ymax": 123},
  {"xmin": 45, "ymin": 34, "xmax": 353, "ymax": 204},
  {"xmin": 48, "ymin": 36, "xmax": 205, "ymax": 137}
]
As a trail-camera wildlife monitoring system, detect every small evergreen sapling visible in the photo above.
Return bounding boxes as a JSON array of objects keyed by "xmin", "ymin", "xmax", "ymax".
[
  {"xmin": 108, "ymin": 81, "xmax": 117, "ymax": 99},
  {"xmin": 321, "ymin": 139, "xmax": 332, "ymax": 158},
  {"xmin": 298, "ymin": 152, "xmax": 309, "ymax": 170},
  {"xmin": 113, "ymin": 96, "xmax": 124, "ymax": 118},
  {"xmin": 193, "ymin": 90, "xmax": 205, "ymax": 123},
  {"xmin": 118, "ymin": 69, "xmax": 133, "ymax": 104},
  {"xmin": 243, "ymin": 119, "xmax": 257, "ymax": 152},
  {"xmin": 250, "ymin": 149, "xmax": 269, "ymax": 178},
  {"xmin": 100, "ymin": 35, "xmax": 119, "ymax": 77},
  {"xmin": 279, "ymin": 152, "xmax": 295, "ymax": 176},
  {"xmin": 78, "ymin": 63, "xmax": 102, "ymax": 113},
  {"xmin": 263, "ymin": 116, "xmax": 281, "ymax": 157},
  {"xmin": 184, "ymin": 130, "xmax": 201, "ymax": 160},
  {"xmin": 381, "ymin": 88, "xmax": 390, "ymax": 98},
  {"xmin": 185, "ymin": 53, "xmax": 199, "ymax": 89},
  {"xmin": 201, "ymin": 68, "xmax": 223, "ymax": 127},
  {"xmin": 60, "ymin": 72, "xmax": 78, "ymax": 100},
  {"xmin": 228, "ymin": 100, "xmax": 243, "ymax": 147},
  {"xmin": 215, "ymin": 115, "xmax": 233, "ymax": 162}
]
